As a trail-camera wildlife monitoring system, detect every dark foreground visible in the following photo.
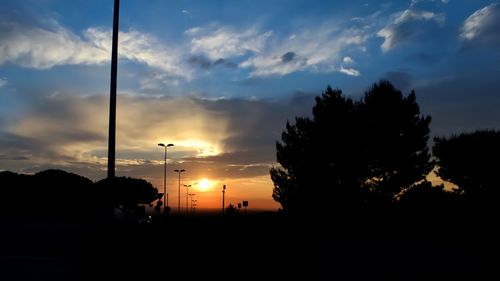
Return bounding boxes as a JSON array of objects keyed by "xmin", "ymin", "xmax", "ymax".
[{"xmin": 1, "ymin": 212, "xmax": 498, "ymax": 281}]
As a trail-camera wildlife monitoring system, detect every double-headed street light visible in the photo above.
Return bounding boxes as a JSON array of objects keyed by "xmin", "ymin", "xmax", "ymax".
[
  {"xmin": 174, "ymin": 169, "xmax": 186, "ymax": 213},
  {"xmin": 158, "ymin": 143, "xmax": 174, "ymax": 212},
  {"xmin": 184, "ymin": 184, "xmax": 192, "ymax": 215}
]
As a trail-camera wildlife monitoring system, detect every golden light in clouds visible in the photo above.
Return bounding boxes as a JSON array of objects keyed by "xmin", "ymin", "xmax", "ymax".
[
  {"xmin": 197, "ymin": 178, "xmax": 213, "ymax": 191},
  {"xmin": 158, "ymin": 139, "xmax": 221, "ymax": 157}
]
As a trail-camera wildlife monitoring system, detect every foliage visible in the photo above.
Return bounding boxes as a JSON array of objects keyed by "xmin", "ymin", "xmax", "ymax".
[
  {"xmin": 398, "ymin": 181, "xmax": 459, "ymax": 210},
  {"xmin": 361, "ymin": 82, "xmax": 433, "ymax": 204},
  {"xmin": 271, "ymin": 81, "xmax": 433, "ymax": 214},
  {"xmin": 225, "ymin": 203, "xmax": 239, "ymax": 216},
  {"xmin": 95, "ymin": 176, "xmax": 159, "ymax": 210},
  {"xmin": 433, "ymin": 130, "xmax": 500, "ymax": 203},
  {"xmin": 0, "ymin": 169, "xmax": 159, "ymax": 221},
  {"xmin": 0, "ymin": 169, "xmax": 94, "ymax": 219}
]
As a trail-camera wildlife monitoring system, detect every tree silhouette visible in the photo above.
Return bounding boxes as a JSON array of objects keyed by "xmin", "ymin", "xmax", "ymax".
[
  {"xmin": 225, "ymin": 203, "xmax": 239, "ymax": 216},
  {"xmin": 361, "ymin": 81, "xmax": 433, "ymax": 205},
  {"xmin": 0, "ymin": 170, "xmax": 159, "ymax": 222},
  {"xmin": 271, "ymin": 81, "xmax": 432, "ymax": 215},
  {"xmin": 95, "ymin": 176, "xmax": 158, "ymax": 209},
  {"xmin": 0, "ymin": 169, "xmax": 94, "ymax": 220},
  {"xmin": 433, "ymin": 130, "xmax": 500, "ymax": 206},
  {"xmin": 398, "ymin": 180, "xmax": 459, "ymax": 212}
]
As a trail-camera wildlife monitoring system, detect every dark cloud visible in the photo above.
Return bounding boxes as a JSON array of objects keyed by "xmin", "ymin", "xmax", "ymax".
[
  {"xmin": 0, "ymin": 89, "xmax": 316, "ymax": 183},
  {"xmin": 281, "ymin": 52, "xmax": 296, "ymax": 63},
  {"xmin": 188, "ymin": 56, "xmax": 237, "ymax": 69},
  {"xmin": 0, "ymin": 130, "xmax": 83, "ymax": 173},
  {"xmin": 194, "ymin": 93, "xmax": 314, "ymax": 153},
  {"xmin": 407, "ymin": 52, "xmax": 444, "ymax": 65},
  {"xmin": 184, "ymin": 150, "xmax": 273, "ymax": 166},
  {"xmin": 416, "ymin": 71, "xmax": 500, "ymax": 138},
  {"xmin": 188, "ymin": 55, "xmax": 212, "ymax": 69},
  {"xmin": 213, "ymin": 58, "xmax": 237, "ymax": 68}
]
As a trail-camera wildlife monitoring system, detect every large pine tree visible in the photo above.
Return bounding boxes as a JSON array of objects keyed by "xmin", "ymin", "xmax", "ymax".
[{"xmin": 271, "ymin": 81, "xmax": 432, "ymax": 214}]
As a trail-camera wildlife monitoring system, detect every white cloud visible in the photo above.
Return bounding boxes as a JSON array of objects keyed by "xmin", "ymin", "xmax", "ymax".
[
  {"xmin": 184, "ymin": 27, "xmax": 202, "ymax": 35},
  {"xmin": 0, "ymin": 21, "xmax": 192, "ymax": 79},
  {"xmin": 0, "ymin": 22, "xmax": 108, "ymax": 69},
  {"xmin": 339, "ymin": 66, "xmax": 360, "ymax": 76},
  {"xmin": 0, "ymin": 77, "xmax": 7, "ymax": 88},
  {"xmin": 86, "ymin": 28, "xmax": 192, "ymax": 79},
  {"xmin": 188, "ymin": 26, "xmax": 273, "ymax": 60},
  {"xmin": 343, "ymin": 56, "xmax": 355, "ymax": 64},
  {"xmin": 460, "ymin": 3, "xmax": 500, "ymax": 42},
  {"xmin": 377, "ymin": 9, "xmax": 445, "ymax": 52},
  {"xmin": 239, "ymin": 25, "xmax": 368, "ymax": 77},
  {"xmin": 394, "ymin": 10, "xmax": 445, "ymax": 25}
]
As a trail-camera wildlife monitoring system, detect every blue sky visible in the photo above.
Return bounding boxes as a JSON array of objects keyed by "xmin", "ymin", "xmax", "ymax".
[{"xmin": 1, "ymin": 0, "xmax": 500, "ymax": 209}]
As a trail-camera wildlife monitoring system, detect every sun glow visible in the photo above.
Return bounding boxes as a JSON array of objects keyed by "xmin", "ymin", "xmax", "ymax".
[
  {"xmin": 197, "ymin": 178, "xmax": 213, "ymax": 191},
  {"xmin": 175, "ymin": 140, "xmax": 221, "ymax": 157}
]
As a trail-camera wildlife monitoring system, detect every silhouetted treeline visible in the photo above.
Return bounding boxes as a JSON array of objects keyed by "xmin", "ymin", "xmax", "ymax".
[
  {"xmin": 0, "ymin": 169, "xmax": 158, "ymax": 222},
  {"xmin": 434, "ymin": 130, "xmax": 500, "ymax": 207},
  {"xmin": 271, "ymin": 80, "xmax": 499, "ymax": 219}
]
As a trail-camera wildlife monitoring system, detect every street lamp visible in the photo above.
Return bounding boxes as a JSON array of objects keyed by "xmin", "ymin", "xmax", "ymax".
[
  {"xmin": 158, "ymin": 143, "xmax": 174, "ymax": 212},
  {"xmin": 189, "ymin": 193, "xmax": 196, "ymax": 214},
  {"xmin": 174, "ymin": 169, "xmax": 186, "ymax": 213},
  {"xmin": 191, "ymin": 199, "xmax": 197, "ymax": 213},
  {"xmin": 184, "ymin": 184, "xmax": 192, "ymax": 215}
]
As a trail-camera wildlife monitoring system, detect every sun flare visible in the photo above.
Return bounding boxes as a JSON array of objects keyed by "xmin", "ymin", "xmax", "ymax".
[{"xmin": 197, "ymin": 178, "xmax": 212, "ymax": 191}]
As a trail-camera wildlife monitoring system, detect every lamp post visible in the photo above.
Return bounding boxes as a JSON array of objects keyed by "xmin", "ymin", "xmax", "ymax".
[
  {"xmin": 188, "ymin": 194, "xmax": 196, "ymax": 213},
  {"xmin": 222, "ymin": 185, "xmax": 226, "ymax": 216},
  {"xmin": 158, "ymin": 143, "xmax": 174, "ymax": 212},
  {"xmin": 174, "ymin": 169, "xmax": 185, "ymax": 213},
  {"xmin": 184, "ymin": 184, "xmax": 192, "ymax": 215},
  {"xmin": 191, "ymin": 199, "xmax": 197, "ymax": 213}
]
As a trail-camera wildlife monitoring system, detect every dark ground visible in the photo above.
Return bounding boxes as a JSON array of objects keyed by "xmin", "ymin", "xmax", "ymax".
[{"xmin": 1, "ymin": 212, "xmax": 498, "ymax": 281}]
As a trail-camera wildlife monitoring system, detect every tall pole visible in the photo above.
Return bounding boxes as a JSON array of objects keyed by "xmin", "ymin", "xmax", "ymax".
[
  {"xmin": 174, "ymin": 169, "xmax": 185, "ymax": 213},
  {"xmin": 107, "ymin": 0, "xmax": 120, "ymax": 178},
  {"xmin": 164, "ymin": 146, "xmax": 167, "ymax": 208},
  {"xmin": 184, "ymin": 185, "xmax": 191, "ymax": 215},
  {"xmin": 159, "ymin": 143, "xmax": 174, "ymax": 211},
  {"xmin": 222, "ymin": 185, "xmax": 226, "ymax": 216},
  {"xmin": 178, "ymin": 171, "xmax": 181, "ymax": 213}
]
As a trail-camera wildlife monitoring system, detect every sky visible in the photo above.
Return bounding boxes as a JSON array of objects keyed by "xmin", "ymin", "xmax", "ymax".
[{"xmin": 1, "ymin": 0, "xmax": 499, "ymax": 211}]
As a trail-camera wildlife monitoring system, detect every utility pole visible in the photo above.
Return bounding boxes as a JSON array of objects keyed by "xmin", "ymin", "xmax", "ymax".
[
  {"xmin": 107, "ymin": 0, "xmax": 119, "ymax": 178},
  {"xmin": 222, "ymin": 185, "xmax": 226, "ymax": 216}
]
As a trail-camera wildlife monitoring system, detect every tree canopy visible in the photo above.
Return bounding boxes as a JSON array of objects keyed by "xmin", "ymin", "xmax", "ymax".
[
  {"xmin": 271, "ymin": 81, "xmax": 433, "ymax": 215},
  {"xmin": 433, "ymin": 130, "xmax": 500, "ymax": 203},
  {"xmin": 0, "ymin": 169, "xmax": 159, "ymax": 221},
  {"xmin": 95, "ymin": 176, "xmax": 159, "ymax": 210}
]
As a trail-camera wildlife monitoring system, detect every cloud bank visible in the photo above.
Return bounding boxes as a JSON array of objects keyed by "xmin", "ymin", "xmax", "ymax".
[
  {"xmin": 378, "ymin": 8, "xmax": 445, "ymax": 52},
  {"xmin": 460, "ymin": 3, "xmax": 500, "ymax": 46},
  {"xmin": 0, "ymin": 22, "xmax": 191, "ymax": 79}
]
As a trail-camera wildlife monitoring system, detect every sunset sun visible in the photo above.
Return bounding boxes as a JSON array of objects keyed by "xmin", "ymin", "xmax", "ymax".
[{"xmin": 197, "ymin": 178, "xmax": 212, "ymax": 191}]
